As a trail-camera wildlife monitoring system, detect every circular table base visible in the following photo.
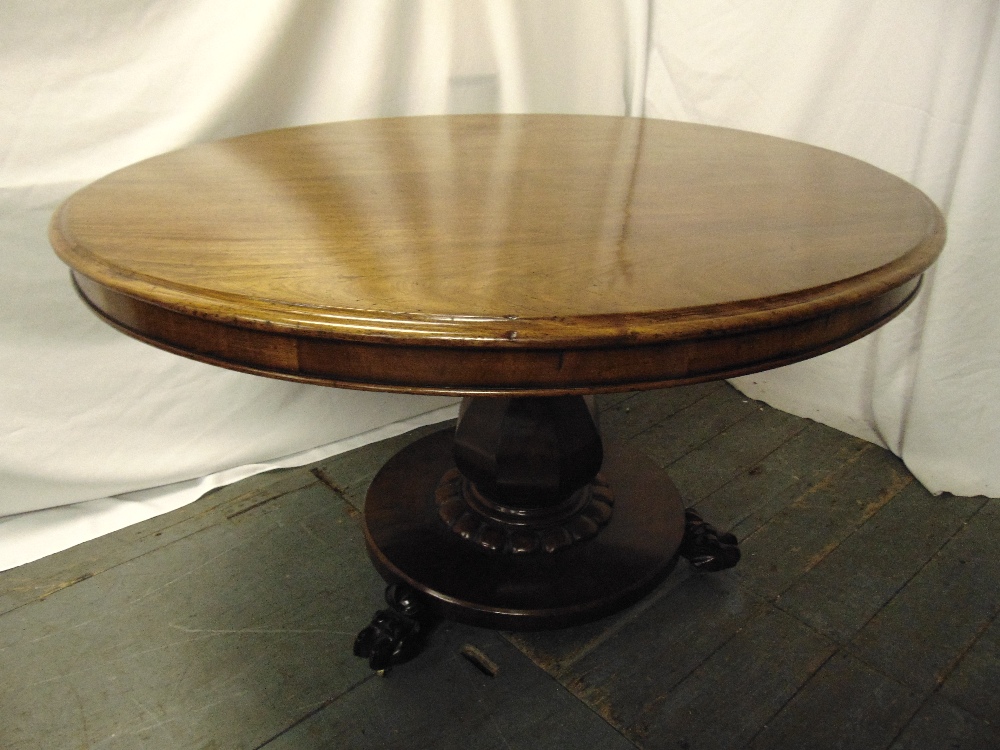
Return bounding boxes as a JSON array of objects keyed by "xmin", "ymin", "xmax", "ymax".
[{"xmin": 363, "ymin": 428, "xmax": 685, "ymax": 630}]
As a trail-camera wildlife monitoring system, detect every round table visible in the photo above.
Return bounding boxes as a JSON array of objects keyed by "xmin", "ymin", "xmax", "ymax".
[{"xmin": 51, "ymin": 115, "xmax": 944, "ymax": 666}]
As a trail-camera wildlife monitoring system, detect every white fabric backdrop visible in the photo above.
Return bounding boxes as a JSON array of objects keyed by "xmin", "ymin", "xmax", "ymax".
[
  {"xmin": 1, "ymin": 0, "xmax": 997, "ymax": 570},
  {"xmin": 648, "ymin": 1, "xmax": 1000, "ymax": 499}
]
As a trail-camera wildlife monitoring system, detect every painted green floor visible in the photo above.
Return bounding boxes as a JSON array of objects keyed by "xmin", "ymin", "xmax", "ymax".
[{"xmin": 2, "ymin": 382, "xmax": 998, "ymax": 749}]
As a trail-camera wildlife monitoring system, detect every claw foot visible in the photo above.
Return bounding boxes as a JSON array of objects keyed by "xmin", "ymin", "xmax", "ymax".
[
  {"xmin": 353, "ymin": 584, "xmax": 432, "ymax": 673},
  {"xmin": 679, "ymin": 508, "xmax": 740, "ymax": 572}
]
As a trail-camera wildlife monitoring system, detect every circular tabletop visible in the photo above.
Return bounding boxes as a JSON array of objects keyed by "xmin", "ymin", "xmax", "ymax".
[{"xmin": 51, "ymin": 115, "xmax": 945, "ymax": 395}]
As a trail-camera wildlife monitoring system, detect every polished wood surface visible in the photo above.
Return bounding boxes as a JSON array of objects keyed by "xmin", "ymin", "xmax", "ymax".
[{"xmin": 51, "ymin": 115, "xmax": 945, "ymax": 395}]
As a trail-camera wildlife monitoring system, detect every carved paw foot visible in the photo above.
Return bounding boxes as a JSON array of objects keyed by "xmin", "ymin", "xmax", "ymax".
[
  {"xmin": 678, "ymin": 508, "xmax": 740, "ymax": 572},
  {"xmin": 353, "ymin": 584, "xmax": 432, "ymax": 673}
]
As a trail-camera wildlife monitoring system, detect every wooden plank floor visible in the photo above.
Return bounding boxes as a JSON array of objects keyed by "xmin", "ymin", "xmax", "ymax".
[{"xmin": 2, "ymin": 383, "xmax": 998, "ymax": 749}]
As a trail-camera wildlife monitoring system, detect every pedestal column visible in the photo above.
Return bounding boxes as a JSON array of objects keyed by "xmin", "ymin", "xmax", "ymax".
[{"xmin": 361, "ymin": 395, "xmax": 686, "ymax": 629}]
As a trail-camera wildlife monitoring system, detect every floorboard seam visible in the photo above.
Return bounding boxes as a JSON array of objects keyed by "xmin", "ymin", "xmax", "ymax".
[
  {"xmin": 226, "ymin": 490, "xmax": 306, "ymax": 520},
  {"xmin": 686, "ymin": 421, "xmax": 813, "ymax": 518},
  {"xmin": 930, "ymin": 604, "xmax": 1000, "ymax": 701},
  {"xmin": 869, "ymin": 689, "xmax": 925, "ymax": 750},
  {"xmin": 771, "ymin": 597, "xmax": 940, "ymax": 701},
  {"xmin": 838, "ymin": 638, "xmax": 954, "ymax": 696},
  {"xmin": 667, "ymin": 428, "xmax": 814, "ymax": 507},
  {"xmin": 534, "ymin": 660, "xmax": 643, "ymax": 749},
  {"xmin": 739, "ymin": 646, "xmax": 840, "ymax": 750},
  {"xmin": 0, "ymin": 478, "xmax": 326, "ymax": 618},
  {"xmin": 735, "ymin": 443, "xmax": 876, "ymax": 547},
  {"xmin": 252, "ymin": 674, "xmax": 377, "ymax": 749},
  {"xmin": 625, "ymin": 384, "xmax": 741, "ymax": 452},
  {"xmin": 500, "ymin": 571, "xmax": 694, "ymax": 676},
  {"xmin": 140, "ymin": 475, "xmax": 311, "ymax": 532},
  {"xmin": 310, "ymin": 467, "xmax": 367, "ymax": 520},
  {"xmin": 772, "ymin": 478, "xmax": 916, "ymax": 598},
  {"xmin": 829, "ymin": 632, "xmax": 994, "ymax": 740},
  {"xmin": 601, "ymin": 381, "xmax": 724, "ymax": 441},
  {"xmin": 883, "ymin": 689, "xmax": 939, "ymax": 750},
  {"xmin": 0, "ymin": 529, "xmax": 239, "ymax": 619},
  {"xmin": 801, "ymin": 497, "xmax": 992, "ymax": 649},
  {"xmin": 310, "ymin": 466, "xmax": 350, "ymax": 500},
  {"xmin": 600, "ymin": 389, "xmax": 642, "ymax": 409},
  {"xmin": 830, "ymin": 498, "xmax": 995, "ymax": 682},
  {"xmin": 625, "ymin": 592, "xmax": 777, "ymax": 717}
]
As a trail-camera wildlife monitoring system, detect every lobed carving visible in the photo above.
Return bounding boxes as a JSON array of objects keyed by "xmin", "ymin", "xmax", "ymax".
[{"xmin": 435, "ymin": 468, "xmax": 614, "ymax": 554}]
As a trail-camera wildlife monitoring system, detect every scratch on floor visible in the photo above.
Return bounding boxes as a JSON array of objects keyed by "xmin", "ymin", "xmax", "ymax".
[
  {"xmin": 38, "ymin": 572, "xmax": 93, "ymax": 600},
  {"xmin": 90, "ymin": 690, "xmax": 253, "ymax": 743},
  {"xmin": 168, "ymin": 624, "xmax": 353, "ymax": 636},
  {"xmin": 226, "ymin": 493, "xmax": 285, "ymax": 520},
  {"xmin": 130, "ymin": 545, "xmax": 245, "ymax": 604}
]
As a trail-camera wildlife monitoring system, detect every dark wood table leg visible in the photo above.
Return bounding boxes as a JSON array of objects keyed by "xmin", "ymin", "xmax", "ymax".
[{"xmin": 354, "ymin": 395, "xmax": 739, "ymax": 672}]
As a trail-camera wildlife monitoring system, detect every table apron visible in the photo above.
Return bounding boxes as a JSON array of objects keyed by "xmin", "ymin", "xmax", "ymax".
[{"xmin": 72, "ymin": 273, "xmax": 921, "ymax": 396}]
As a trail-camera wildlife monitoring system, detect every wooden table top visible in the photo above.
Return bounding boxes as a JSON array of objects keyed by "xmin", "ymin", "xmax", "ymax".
[{"xmin": 51, "ymin": 115, "xmax": 944, "ymax": 395}]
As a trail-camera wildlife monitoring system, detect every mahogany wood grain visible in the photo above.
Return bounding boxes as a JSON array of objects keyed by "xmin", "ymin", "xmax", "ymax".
[
  {"xmin": 51, "ymin": 115, "xmax": 944, "ymax": 396},
  {"xmin": 363, "ymin": 428, "xmax": 684, "ymax": 629}
]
